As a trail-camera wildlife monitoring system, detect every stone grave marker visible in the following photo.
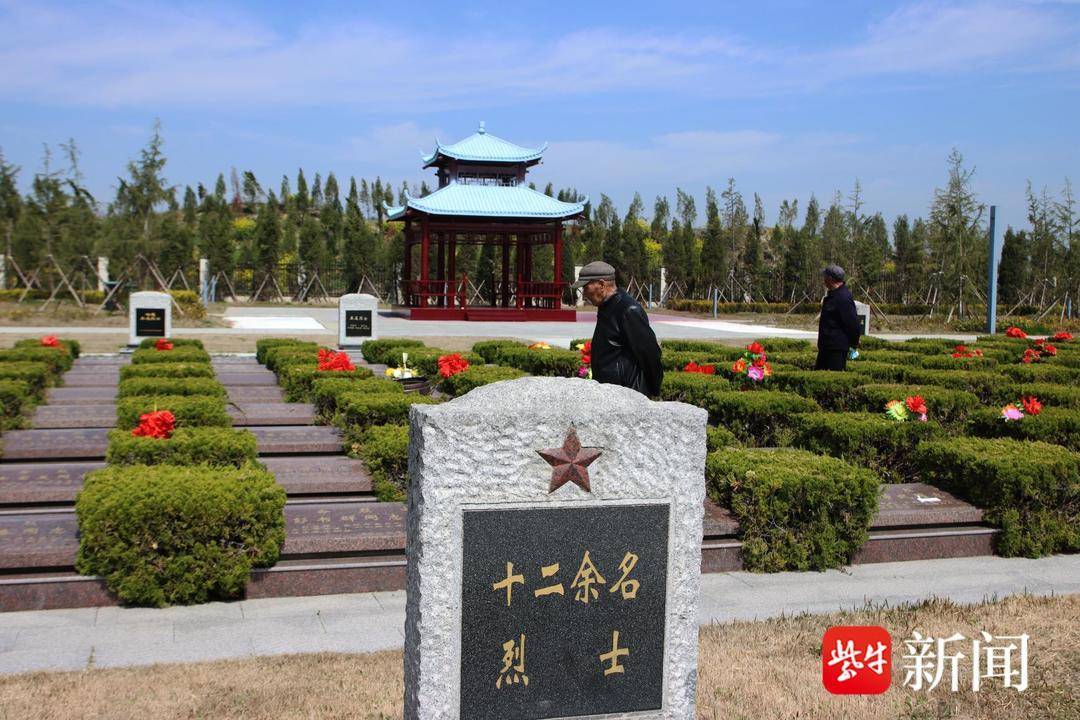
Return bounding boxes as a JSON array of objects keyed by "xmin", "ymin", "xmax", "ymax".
[
  {"xmin": 404, "ymin": 376, "xmax": 706, "ymax": 719},
  {"xmin": 854, "ymin": 300, "xmax": 871, "ymax": 336},
  {"xmin": 338, "ymin": 292, "xmax": 378, "ymax": 349},
  {"xmin": 128, "ymin": 291, "xmax": 171, "ymax": 346}
]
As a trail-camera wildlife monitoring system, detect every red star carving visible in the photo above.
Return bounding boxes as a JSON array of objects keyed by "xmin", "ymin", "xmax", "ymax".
[{"xmin": 537, "ymin": 427, "xmax": 601, "ymax": 493}]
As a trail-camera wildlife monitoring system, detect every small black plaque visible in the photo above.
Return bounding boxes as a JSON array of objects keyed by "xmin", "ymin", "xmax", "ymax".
[
  {"xmin": 344, "ymin": 309, "xmax": 372, "ymax": 338},
  {"xmin": 135, "ymin": 307, "xmax": 166, "ymax": 337},
  {"xmin": 461, "ymin": 503, "xmax": 669, "ymax": 719}
]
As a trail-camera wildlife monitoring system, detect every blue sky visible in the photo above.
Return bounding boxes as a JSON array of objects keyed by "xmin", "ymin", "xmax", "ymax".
[{"xmin": 1, "ymin": 0, "xmax": 1078, "ymax": 231}]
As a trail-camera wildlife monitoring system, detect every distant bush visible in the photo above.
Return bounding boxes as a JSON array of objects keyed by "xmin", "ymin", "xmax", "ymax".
[
  {"xmin": 704, "ymin": 390, "xmax": 819, "ymax": 446},
  {"xmin": 75, "ymin": 463, "xmax": 285, "ymax": 606},
  {"xmin": 130, "ymin": 346, "xmax": 210, "ymax": 365},
  {"xmin": 914, "ymin": 437, "xmax": 1079, "ymax": 557},
  {"xmin": 660, "ymin": 340, "xmax": 743, "ymax": 357},
  {"xmin": 170, "ymin": 290, "xmax": 206, "ymax": 320},
  {"xmin": 120, "ymin": 362, "xmax": 215, "ymax": 380},
  {"xmin": 116, "ymin": 395, "xmax": 231, "ymax": 429},
  {"xmin": 106, "ymin": 427, "xmax": 258, "ymax": 467},
  {"xmin": 471, "ymin": 340, "xmax": 527, "ymax": 363},
  {"xmin": 706, "ymin": 447, "xmax": 879, "ymax": 572},
  {"xmin": 847, "ymin": 361, "xmax": 916, "ymax": 384},
  {"xmin": 441, "ymin": 365, "xmax": 527, "ymax": 397},
  {"xmin": 117, "ymin": 377, "xmax": 225, "ymax": 398}
]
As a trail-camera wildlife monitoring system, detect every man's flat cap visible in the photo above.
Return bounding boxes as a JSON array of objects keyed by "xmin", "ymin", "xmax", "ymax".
[
  {"xmin": 571, "ymin": 260, "xmax": 616, "ymax": 290},
  {"xmin": 822, "ymin": 264, "xmax": 846, "ymax": 282}
]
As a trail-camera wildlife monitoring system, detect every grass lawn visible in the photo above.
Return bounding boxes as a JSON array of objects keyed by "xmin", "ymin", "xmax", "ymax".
[{"xmin": 1, "ymin": 594, "xmax": 1074, "ymax": 719}]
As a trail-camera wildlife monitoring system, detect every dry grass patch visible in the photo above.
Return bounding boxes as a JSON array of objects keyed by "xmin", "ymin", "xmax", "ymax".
[{"xmin": 0, "ymin": 594, "xmax": 1075, "ymax": 720}]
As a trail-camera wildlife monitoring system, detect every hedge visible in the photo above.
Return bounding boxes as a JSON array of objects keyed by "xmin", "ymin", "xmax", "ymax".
[
  {"xmin": 494, "ymin": 347, "xmax": 582, "ymax": 377},
  {"xmin": 659, "ymin": 372, "xmax": 733, "ymax": 406},
  {"xmin": 360, "ymin": 338, "xmax": 426, "ymax": 365},
  {"xmin": 898, "ymin": 368, "xmax": 1014, "ymax": 404},
  {"xmin": 703, "ymin": 390, "xmax": 820, "ymax": 446},
  {"xmin": 256, "ymin": 338, "xmax": 316, "ymax": 364},
  {"xmin": 170, "ymin": 290, "xmax": 207, "ymax": 320},
  {"xmin": 106, "ymin": 427, "xmax": 258, "ymax": 467},
  {"xmin": 471, "ymin": 340, "xmax": 527, "ymax": 363},
  {"xmin": 916, "ymin": 354, "xmax": 1000, "ymax": 371},
  {"xmin": 706, "ymin": 447, "xmax": 879, "ymax": 572},
  {"xmin": 853, "ymin": 384, "xmax": 980, "ymax": 424},
  {"xmin": 117, "ymin": 377, "xmax": 226, "ymax": 398},
  {"xmin": 14, "ymin": 337, "xmax": 81, "ymax": 358},
  {"xmin": 997, "ymin": 364, "xmax": 1080, "ymax": 385},
  {"xmin": 349, "ymin": 424, "xmax": 409, "ymax": 502},
  {"xmin": 0, "ymin": 361, "xmax": 50, "ymax": 399},
  {"xmin": 790, "ymin": 411, "xmax": 944, "ymax": 482},
  {"xmin": 768, "ymin": 370, "xmax": 867, "ymax": 410},
  {"xmin": 914, "ymin": 437, "xmax": 1079, "ymax": 557},
  {"xmin": 1009, "ymin": 383, "xmax": 1080, "ymax": 409},
  {"xmin": 0, "ymin": 379, "xmax": 31, "ymax": 430},
  {"xmin": 312, "ymin": 376, "xmax": 403, "ymax": 417},
  {"xmin": 855, "ymin": 336, "xmax": 891, "ymax": 350},
  {"xmin": 768, "ymin": 351, "xmax": 818, "ymax": 370},
  {"xmin": 337, "ymin": 392, "xmax": 440, "ymax": 430},
  {"xmin": 130, "ymin": 346, "xmax": 211, "ymax": 365},
  {"xmin": 967, "ymin": 407, "xmax": 1080, "ymax": 451},
  {"xmin": 280, "ymin": 365, "xmax": 374, "ymax": 403},
  {"xmin": 75, "ymin": 463, "xmax": 286, "ymax": 606},
  {"xmin": 441, "ymin": 365, "xmax": 528, "ymax": 397},
  {"xmin": 136, "ymin": 337, "xmax": 204, "ymax": 350},
  {"xmin": 119, "ymin": 362, "xmax": 216, "ymax": 380},
  {"xmin": 858, "ymin": 350, "xmax": 925, "ymax": 366},
  {"xmin": 754, "ymin": 337, "xmax": 813, "ymax": 352},
  {"xmin": 116, "ymin": 395, "xmax": 231, "ymax": 430},
  {"xmin": 660, "ymin": 340, "xmax": 743, "ymax": 357},
  {"xmin": 0, "ymin": 346, "xmax": 73, "ymax": 375},
  {"xmin": 264, "ymin": 346, "xmax": 323, "ymax": 374},
  {"xmin": 706, "ymin": 425, "xmax": 739, "ymax": 451},
  {"xmin": 846, "ymin": 361, "xmax": 915, "ymax": 384}
]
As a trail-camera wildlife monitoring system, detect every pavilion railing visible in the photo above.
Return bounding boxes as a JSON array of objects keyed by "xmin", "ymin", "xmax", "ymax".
[
  {"xmin": 401, "ymin": 276, "xmax": 568, "ymax": 310},
  {"xmin": 516, "ymin": 279, "xmax": 568, "ymax": 310}
]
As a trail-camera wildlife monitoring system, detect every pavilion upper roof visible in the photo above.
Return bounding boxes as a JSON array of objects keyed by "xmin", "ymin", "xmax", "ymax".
[
  {"xmin": 422, "ymin": 122, "xmax": 547, "ymax": 167},
  {"xmin": 386, "ymin": 183, "xmax": 586, "ymax": 221}
]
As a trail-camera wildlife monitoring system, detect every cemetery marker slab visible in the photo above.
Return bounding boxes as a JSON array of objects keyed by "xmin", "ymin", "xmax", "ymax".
[{"xmin": 128, "ymin": 291, "xmax": 171, "ymax": 346}]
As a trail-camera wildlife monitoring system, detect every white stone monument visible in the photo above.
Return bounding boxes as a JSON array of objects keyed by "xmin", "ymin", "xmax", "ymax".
[
  {"xmin": 573, "ymin": 265, "xmax": 584, "ymax": 307},
  {"xmin": 128, "ymin": 291, "xmax": 171, "ymax": 346},
  {"xmin": 404, "ymin": 377, "xmax": 706, "ymax": 719},
  {"xmin": 97, "ymin": 256, "xmax": 109, "ymax": 293},
  {"xmin": 338, "ymin": 292, "xmax": 378, "ymax": 349},
  {"xmin": 854, "ymin": 300, "xmax": 871, "ymax": 336}
]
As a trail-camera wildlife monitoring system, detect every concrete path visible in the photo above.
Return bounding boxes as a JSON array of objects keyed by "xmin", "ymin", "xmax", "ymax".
[{"xmin": 1, "ymin": 554, "xmax": 1075, "ymax": 675}]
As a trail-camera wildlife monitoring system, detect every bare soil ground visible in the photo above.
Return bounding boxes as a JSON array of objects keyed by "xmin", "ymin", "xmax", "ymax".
[{"xmin": 0, "ymin": 594, "xmax": 1074, "ymax": 720}]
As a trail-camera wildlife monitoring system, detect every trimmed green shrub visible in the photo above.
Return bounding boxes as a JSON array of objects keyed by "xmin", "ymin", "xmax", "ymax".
[
  {"xmin": 0, "ymin": 379, "xmax": 31, "ymax": 430},
  {"xmin": 706, "ymin": 447, "xmax": 879, "ymax": 572},
  {"xmin": 568, "ymin": 338, "xmax": 590, "ymax": 350},
  {"xmin": 120, "ymin": 362, "xmax": 216, "ymax": 380},
  {"xmin": 264, "ymin": 345, "xmax": 321, "ymax": 373},
  {"xmin": 704, "ymin": 390, "xmax": 820, "ymax": 446},
  {"xmin": 312, "ymin": 376, "xmax": 403, "ymax": 417},
  {"xmin": 661, "ymin": 349, "xmax": 744, "ymax": 372},
  {"xmin": 116, "ymin": 395, "xmax": 231, "ymax": 429},
  {"xmin": 768, "ymin": 351, "xmax": 818, "ymax": 370},
  {"xmin": 0, "ymin": 361, "xmax": 50, "ymax": 399},
  {"xmin": 280, "ymin": 365, "xmax": 374, "ymax": 403},
  {"xmin": 494, "ymin": 347, "xmax": 581, "ymax": 377},
  {"xmin": 916, "ymin": 354, "xmax": 999, "ymax": 370},
  {"xmin": 0, "ymin": 346, "xmax": 73, "ymax": 375},
  {"xmin": 706, "ymin": 425, "xmax": 738, "ymax": 451},
  {"xmin": 441, "ymin": 365, "xmax": 527, "ymax": 397},
  {"xmin": 914, "ymin": 437, "xmax": 1079, "ymax": 557},
  {"xmin": 847, "ymin": 361, "xmax": 915, "ymax": 384},
  {"xmin": 360, "ymin": 338, "xmax": 426, "ymax": 364},
  {"xmin": 660, "ymin": 340, "xmax": 743, "ymax": 357},
  {"xmin": 337, "ymin": 392, "xmax": 440, "ymax": 429},
  {"xmin": 348, "ymin": 424, "xmax": 409, "ymax": 502},
  {"xmin": 967, "ymin": 407, "xmax": 1080, "ymax": 451},
  {"xmin": 790, "ymin": 411, "xmax": 944, "ymax": 482},
  {"xmin": 659, "ymin": 371, "xmax": 733, "ymax": 406},
  {"xmin": 997, "ymin": 364, "xmax": 1080, "ymax": 385},
  {"xmin": 858, "ymin": 350, "xmax": 925, "ymax": 366},
  {"xmin": 136, "ymin": 337, "xmax": 204, "ymax": 350},
  {"xmin": 754, "ymin": 337, "xmax": 813, "ymax": 352},
  {"xmin": 75, "ymin": 463, "xmax": 285, "ymax": 606},
  {"xmin": 106, "ymin": 427, "xmax": 258, "ymax": 467},
  {"xmin": 1009, "ymin": 382, "xmax": 1080, "ymax": 409},
  {"xmin": 131, "ymin": 346, "xmax": 211, "ymax": 365},
  {"xmin": 768, "ymin": 370, "xmax": 867, "ymax": 410},
  {"xmin": 853, "ymin": 384, "xmax": 980, "ymax": 424},
  {"xmin": 855, "ymin": 336, "xmax": 891, "ymax": 350},
  {"xmin": 471, "ymin": 339, "xmax": 527, "ymax": 363},
  {"xmin": 117, "ymin": 377, "xmax": 225, "ymax": 398},
  {"xmin": 892, "ymin": 338, "xmax": 961, "ymax": 354},
  {"xmin": 898, "ymin": 368, "xmax": 1014, "ymax": 404},
  {"xmin": 15, "ymin": 337, "xmax": 80, "ymax": 358},
  {"xmin": 256, "ymin": 338, "xmax": 316, "ymax": 364}
]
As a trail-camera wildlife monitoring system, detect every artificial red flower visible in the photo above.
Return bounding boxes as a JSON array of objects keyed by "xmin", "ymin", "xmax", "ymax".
[
  {"xmin": 1021, "ymin": 348, "xmax": 1042, "ymax": 364},
  {"xmin": 154, "ymin": 338, "xmax": 173, "ymax": 351},
  {"xmin": 131, "ymin": 409, "xmax": 175, "ymax": 439},
  {"xmin": 1038, "ymin": 342, "xmax": 1058, "ymax": 356},
  {"xmin": 762, "ymin": 362, "xmax": 773, "ymax": 378},
  {"xmin": 1020, "ymin": 395, "xmax": 1043, "ymax": 416},
  {"xmin": 905, "ymin": 395, "xmax": 928, "ymax": 416},
  {"xmin": 579, "ymin": 341, "xmax": 592, "ymax": 367},
  {"xmin": 437, "ymin": 353, "xmax": 470, "ymax": 378},
  {"xmin": 951, "ymin": 344, "xmax": 970, "ymax": 358},
  {"xmin": 1051, "ymin": 332, "xmax": 1073, "ymax": 342},
  {"xmin": 317, "ymin": 348, "xmax": 356, "ymax": 372},
  {"xmin": 731, "ymin": 358, "xmax": 747, "ymax": 374},
  {"xmin": 746, "ymin": 342, "xmax": 765, "ymax": 356},
  {"xmin": 1005, "ymin": 326, "xmax": 1027, "ymax": 339},
  {"xmin": 752, "ymin": 355, "xmax": 766, "ymax": 367},
  {"xmin": 683, "ymin": 361, "xmax": 716, "ymax": 375},
  {"xmin": 40, "ymin": 335, "xmax": 59, "ymax": 348}
]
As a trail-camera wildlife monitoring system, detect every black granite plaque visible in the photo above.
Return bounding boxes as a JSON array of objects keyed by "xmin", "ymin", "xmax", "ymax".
[
  {"xmin": 460, "ymin": 503, "xmax": 669, "ymax": 719},
  {"xmin": 344, "ymin": 309, "xmax": 373, "ymax": 338},
  {"xmin": 135, "ymin": 308, "xmax": 166, "ymax": 337}
]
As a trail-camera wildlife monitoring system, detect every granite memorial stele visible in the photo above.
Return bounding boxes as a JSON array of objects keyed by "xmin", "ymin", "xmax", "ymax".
[
  {"xmin": 404, "ymin": 376, "xmax": 706, "ymax": 719},
  {"xmin": 338, "ymin": 292, "xmax": 378, "ymax": 349},
  {"xmin": 128, "ymin": 290, "xmax": 171, "ymax": 347}
]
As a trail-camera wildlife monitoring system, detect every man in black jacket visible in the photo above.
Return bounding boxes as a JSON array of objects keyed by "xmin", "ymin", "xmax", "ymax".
[
  {"xmin": 816, "ymin": 265, "xmax": 862, "ymax": 370},
  {"xmin": 573, "ymin": 261, "xmax": 663, "ymax": 396}
]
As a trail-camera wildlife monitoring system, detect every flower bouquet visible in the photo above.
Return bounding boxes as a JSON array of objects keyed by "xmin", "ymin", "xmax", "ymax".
[
  {"xmin": 155, "ymin": 338, "xmax": 173, "ymax": 351},
  {"xmin": 528, "ymin": 342, "xmax": 551, "ymax": 351},
  {"xmin": 730, "ymin": 342, "xmax": 771, "ymax": 386},
  {"xmin": 683, "ymin": 361, "xmax": 716, "ymax": 375},
  {"xmin": 951, "ymin": 344, "xmax": 983, "ymax": 359},
  {"xmin": 385, "ymin": 352, "xmax": 417, "ymax": 379},
  {"xmin": 40, "ymin": 335, "xmax": 60, "ymax": 348},
  {"xmin": 885, "ymin": 395, "xmax": 928, "ymax": 423},
  {"xmin": 1005, "ymin": 326, "xmax": 1028, "ymax": 339},
  {"xmin": 317, "ymin": 348, "xmax": 356, "ymax": 372},
  {"xmin": 1001, "ymin": 395, "xmax": 1042, "ymax": 422},
  {"xmin": 437, "ymin": 353, "xmax": 469, "ymax": 379},
  {"xmin": 1051, "ymin": 331, "xmax": 1073, "ymax": 342},
  {"xmin": 575, "ymin": 341, "xmax": 592, "ymax": 379}
]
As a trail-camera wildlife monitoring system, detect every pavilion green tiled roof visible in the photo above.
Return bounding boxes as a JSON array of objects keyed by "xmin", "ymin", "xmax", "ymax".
[
  {"xmin": 386, "ymin": 183, "xmax": 586, "ymax": 220},
  {"xmin": 422, "ymin": 122, "xmax": 547, "ymax": 167}
]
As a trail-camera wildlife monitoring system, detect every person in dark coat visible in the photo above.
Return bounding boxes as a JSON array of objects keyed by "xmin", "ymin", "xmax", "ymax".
[
  {"xmin": 816, "ymin": 265, "xmax": 862, "ymax": 370},
  {"xmin": 573, "ymin": 260, "xmax": 663, "ymax": 396}
]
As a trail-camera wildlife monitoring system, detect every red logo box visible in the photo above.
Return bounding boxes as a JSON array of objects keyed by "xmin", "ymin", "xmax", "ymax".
[{"xmin": 822, "ymin": 625, "xmax": 892, "ymax": 695}]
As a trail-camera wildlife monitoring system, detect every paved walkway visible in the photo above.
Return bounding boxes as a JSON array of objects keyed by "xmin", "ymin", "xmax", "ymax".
[{"xmin": 1, "ymin": 554, "xmax": 1075, "ymax": 675}]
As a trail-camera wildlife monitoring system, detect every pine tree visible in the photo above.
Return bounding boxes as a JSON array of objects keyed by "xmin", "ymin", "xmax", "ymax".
[
  {"xmin": 253, "ymin": 191, "xmax": 282, "ymax": 273},
  {"xmin": 893, "ymin": 215, "xmax": 924, "ymax": 302},
  {"xmin": 295, "ymin": 169, "xmax": 310, "ymax": 217},
  {"xmin": 311, "ymin": 173, "xmax": 323, "ymax": 209},
  {"xmin": 181, "ymin": 186, "xmax": 198, "ymax": 227},
  {"xmin": 321, "ymin": 173, "xmax": 343, "ymax": 261},
  {"xmin": 700, "ymin": 186, "xmax": 724, "ymax": 291},
  {"xmin": 821, "ymin": 195, "xmax": 847, "ymax": 266},
  {"xmin": 342, "ymin": 178, "xmax": 374, "ymax": 292},
  {"xmin": 929, "ymin": 149, "xmax": 985, "ymax": 312},
  {"xmin": 997, "ymin": 227, "xmax": 1029, "ymax": 305},
  {"xmin": 0, "ymin": 150, "xmax": 23, "ymax": 261},
  {"xmin": 743, "ymin": 194, "xmax": 766, "ymax": 297},
  {"xmin": 298, "ymin": 214, "xmax": 324, "ymax": 271},
  {"xmin": 621, "ymin": 193, "xmax": 648, "ymax": 281},
  {"xmin": 214, "ymin": 174, "xmax": 227, "ymax": 202}
]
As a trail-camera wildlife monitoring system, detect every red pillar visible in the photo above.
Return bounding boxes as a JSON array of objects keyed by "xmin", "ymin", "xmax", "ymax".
[
  {"xmin": 420, "ymin": 218, "xmax": 430, "ymax": 308},
  {"xmin": 501, "ymin": 234, "xmax": 510, "ymax": 308},
  {"xmin": 448, "ymin": 234, "xmax": 457, "ymax": 308},
  {"xmin": 554, "ymin": 223, "xmax": 563, "ymax": 284},
  {"xmin": 436, "ymin": 231, "xmax": 446, "ymax": 307},
  {"xmin": 403, "ymin": 222, "xmax": 413, "ymax": 305}
]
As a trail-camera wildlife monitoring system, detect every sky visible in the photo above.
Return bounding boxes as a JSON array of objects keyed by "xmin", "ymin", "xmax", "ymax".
[{"xmin": 1, "ymin": 0, "xmax": 1078, "ymax": 232}]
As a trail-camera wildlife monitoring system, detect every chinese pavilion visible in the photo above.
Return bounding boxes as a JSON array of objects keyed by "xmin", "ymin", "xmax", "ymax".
[{"xmin": 386, "ymin": 122, "xmax": 586, "ymax": 321}]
